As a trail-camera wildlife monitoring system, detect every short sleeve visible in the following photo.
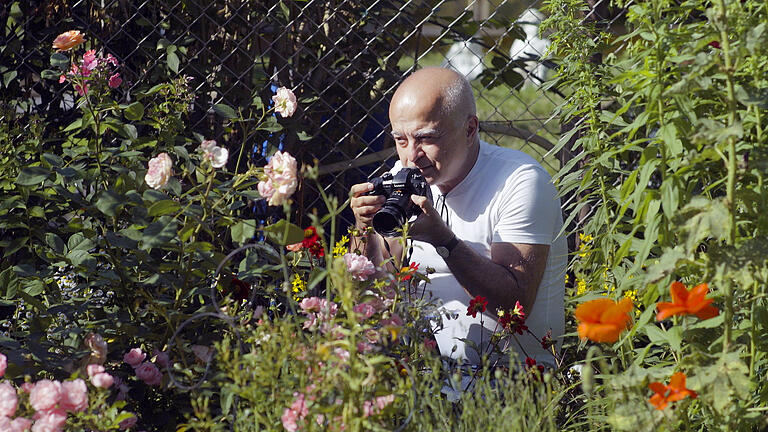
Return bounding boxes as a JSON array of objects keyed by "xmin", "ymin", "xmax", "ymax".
[{"xmin": 492, "ymin": 165, "xmax": 561, "ymax": 245}]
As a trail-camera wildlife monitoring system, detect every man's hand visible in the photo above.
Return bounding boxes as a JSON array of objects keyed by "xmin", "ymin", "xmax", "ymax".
[
  {"xmin": 409, "ymin": 194, "xmax": 454, "ymax": 246},
  {"xmin": 349, "ymin": 182, "xmax": 385, "ymax": 229}
]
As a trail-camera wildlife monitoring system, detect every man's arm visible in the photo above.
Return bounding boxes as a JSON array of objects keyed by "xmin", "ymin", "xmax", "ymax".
[{"xmin": 409, "ymin": 195, "xmax": 549, "ymax": 314}]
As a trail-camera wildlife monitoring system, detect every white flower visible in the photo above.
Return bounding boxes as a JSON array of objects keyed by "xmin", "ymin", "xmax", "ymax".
[
  {"xmin": 258, "ymin": 150, "xmax": 298, "ymax": 206},
  {"xmin": 272, "ymin": 86, "xmax": 297, "ymax": 118},
  {"xmin": 145, "ymin": 153, "xmax": 173, "ymax": 190},
  {"xmin": 199, "ymin": 139, "xmax": 228, "ymax": 169}
]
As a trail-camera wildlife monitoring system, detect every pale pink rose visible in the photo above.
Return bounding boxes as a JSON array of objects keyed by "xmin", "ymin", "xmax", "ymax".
[
  {"xmin": 20, "ymin": 382, "xmax": 34, "ymax": 393},
  {"xmin": 259, "ymin": 151, "xmax": 297, "ymax": 206},
  {"xmin": 0, "ymin": 416, "xmax": 10, "ymax": 431},
  {"xmin": 191, "ymin": 345, "xmax": 213, "ymax": 364},
  {"xmin": 362, "ymin": 394, "xmax": 394, "ymax": 418},
  {"xmin": 82, "ymin": 50, "xmax": 98, "ymax": 71},
  {"xmin": 144, "ymin": 153, "xmax": 173, "ymax": 190},
  {"xmin": 31, "ymin": 408, "xmax": 66, "ymax": 432},
  {"xmin": 281, "ymin": 392, "xmax": 308, "ymax": 432},
  {"xmin": 353, "ymin": 303, "xmax": 376, "ymax": 321},
  {"xmin": 11, "ymin": 417, "xmax": 33, "ymax": 432},
  {"xmin": 85, "ymin": 333, "xmax": 108, "ymax": 365},
  {"xmin": 272, "ymin": 86, "xmax": 297, "ymax": 118},
  {"xmin": 153, "ymin": 350, "xmax": 169, "ymax": 368},
  {"xmin": 199, "ymin": 140, "xmax": 229, "ymax": 168},
  {"xmin": 86, "ymin": 364, "xmax": 104, "ymax": 378},
  {"xmin": 0, "ymin": 352, "xmax": 6, "ymax": 377},
  {"xmin": 299, "ymin": 297, "xmax": 322, "ymax": 313},
  {"xmin": 134, "ymin": 362, "xmax": 162, "ymax": 386},
  {"xmin": 200, "ymin": 140, "xmax": 216, "ymax": 152},
  {"xmin": 29, "ymin": 379, "xmax": 61, "ymax": 412},
  {"xmin": 119, "ymin": 415, "xmax": 137, "ymax": 430},
  {"xmin": 91, "ymin": 372, "xmax": 114, "ymax": 389},
  {"xmin": 281, "ymin": 407, "xmax": 299, "ymax": 432},
  {"xmin": 343, "ymin": 253, "xmax": 375, "ymax": 281},
  {"xmin": 302, "ymin": 314, "xmax": 317, "ymax": 331},
  {"xmin": 108, "ymin": 73, "xmax": 122, "ymax": 89},
  {"xmin": 0, "ymin": 381, "xmax": 18, "ymax": 417},
  {"xmin": 123, "ymin": 348, "xmax": 146, "ymax": 368},
  {"xmin": 59, "ymin": 379, "xmax": 88, "ymax": 413}
]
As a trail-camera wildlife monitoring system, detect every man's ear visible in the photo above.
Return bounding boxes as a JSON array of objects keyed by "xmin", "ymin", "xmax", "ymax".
[{"xmin": 466, "ymin": 115, "xmax": 479, "ymax": 140}]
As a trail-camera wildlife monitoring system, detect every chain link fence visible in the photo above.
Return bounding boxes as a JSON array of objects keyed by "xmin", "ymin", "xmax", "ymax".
[{"xmin": 2, "ymin": 0, "xmax": 626, "ymax": 239}]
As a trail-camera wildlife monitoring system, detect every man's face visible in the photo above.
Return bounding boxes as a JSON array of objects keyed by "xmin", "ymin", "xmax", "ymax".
[{"xmin": 389, "ymin": 97, "xmax": 473, "ymax": 191}]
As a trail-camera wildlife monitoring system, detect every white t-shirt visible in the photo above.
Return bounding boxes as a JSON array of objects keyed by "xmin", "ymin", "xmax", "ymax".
[{"xmin": 390, "ymin": 141, "xmax": 566, "ymax": 365}]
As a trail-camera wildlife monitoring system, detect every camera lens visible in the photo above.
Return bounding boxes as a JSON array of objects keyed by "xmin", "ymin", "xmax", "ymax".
[{"xmin": 372, "ymin": 206, "xmax": 406, "ymax": 237}]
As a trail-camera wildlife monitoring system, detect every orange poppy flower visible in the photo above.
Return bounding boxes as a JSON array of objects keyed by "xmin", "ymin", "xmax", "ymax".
[
  {"xmin": 574, "ymin": 297, "xmax": 633, "ymax": 343},
  {"xmin": 52, "ymin": 30, "xmax": 85, "ymax": 51},
  {"xmin": 648, "ymin": 372, "xmax": 697, "ymax": 410},
  {"xmin": 656, "ymin": 281, "xmax": 719, "ymax": 321}
]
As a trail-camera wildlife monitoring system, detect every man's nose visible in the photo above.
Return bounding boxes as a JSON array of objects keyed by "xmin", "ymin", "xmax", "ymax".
[{"xmin": 406, "ymin": 140, "xmax": 422, "ymax": 163}]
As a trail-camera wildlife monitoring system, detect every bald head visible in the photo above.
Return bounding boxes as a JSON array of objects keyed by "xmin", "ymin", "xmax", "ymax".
[{"xmin": 390, "ymin": 67, "xmax": 476, "ymax": 125}]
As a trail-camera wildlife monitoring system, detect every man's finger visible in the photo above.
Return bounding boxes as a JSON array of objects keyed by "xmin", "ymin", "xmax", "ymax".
[
  {"xmin": 411, "ymin": 195, "xmax": 436, "ymax": 215},
  {"xmin": 350, "ymin": 182, "xmax": 374, "ymax": 197}
]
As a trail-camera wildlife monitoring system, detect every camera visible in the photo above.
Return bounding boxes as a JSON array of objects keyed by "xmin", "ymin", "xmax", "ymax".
[{"xmin": 366, "ymin": 167, "xmax": 433, "ymax": 237}]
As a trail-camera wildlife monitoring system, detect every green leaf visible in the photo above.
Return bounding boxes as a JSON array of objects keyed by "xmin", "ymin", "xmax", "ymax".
[
  {"xmin": 279, "ymin": 0, "xmax": 290, "ymax": 18},
  {"xmin": 167, "ymin": 50, "xmax": 180, "ymax": 73},
  {"xmin": 231, "ymin": 219, "xmax": 257, "ymax": 244},
  {"xmin": 213, "ymin": 103, "xmax": 238, "ymax": 119},
  {"xmin": 123, "ymin": 124, "xmax": 138, "ymax": 140},
  {"xmin": 95, "ymin": 190, "xmax": 123, "ymax": 217},
  {"xmin": 3, "ymin": 236, "xmax": 28, "ymax": 258},
  {"xmin": 141, "ymin": 217, "xmax": 179, "ymax": 249},
  {"xmin": 148, "ymin": 200, "xmax": 181, "ymax": 217},
  {"xmin": 0, "ymin": 267, "xmax": 19, "ymax": 299},
  {"xmin": 297, "ymin": 131, "xmax": 312, "ymax": 141},
  {"xmin": 124, "ymin": 102, "xmax": 145, "ymax": 121},
  {"xmin": 50, "ymin": 52, "xmax": 69, "ymax": 69},
  {"xmin": 67, "ymin": 233, "xmax": 97, "ymax": 252},
  {"xmin": 45, "ymin": 233, "xmax": 66, "ymax": 255},
  {"xmin": 16, "ymin": 167, "xmax": 50, "ymax": 186},
  {"xmin": 66, "ymin": 250, "xmax": 95, "ymax": 268},
  {"xmin": 262, "ymin": 220, "xmax": 305, "ymax": 245}
]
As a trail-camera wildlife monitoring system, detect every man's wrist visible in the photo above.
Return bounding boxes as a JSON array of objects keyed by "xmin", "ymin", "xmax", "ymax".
[{"xmin": 435, "ymin": 234, "xmax": 460, "ymax": 259}]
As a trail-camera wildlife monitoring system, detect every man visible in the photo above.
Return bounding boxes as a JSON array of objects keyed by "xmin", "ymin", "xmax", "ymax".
[{"xmin": 350, "ymin": 67, "xmax": 566, "ymax": 365}]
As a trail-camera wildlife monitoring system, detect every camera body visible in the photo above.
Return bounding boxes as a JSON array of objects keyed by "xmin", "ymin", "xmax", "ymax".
[{"xmin": 366, "ymin": 167, "xmax": 433, "ymax": 237}]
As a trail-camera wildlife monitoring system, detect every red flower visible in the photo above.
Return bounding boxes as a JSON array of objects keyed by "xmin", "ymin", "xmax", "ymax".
[
  {"xmin": 648, "ymin": 372, "xmax": 697, "ymax": 410},
  {"xmin": 229, "ymin": 277, "xmax": 251, "ymax": 301},
  {"xmin": 708, "ymin": 41, "xmax": 721, "ymax": 49},
  {"xmin": 300, "ymin": 226, "xmax": 325, "ymax": 258},
  {"xmin": 498, "ymin": 301, "xmax": 528, "ymax": 334},
  {"xmin": 540, "ymin": 330, "xmax": 554, "ymax": 350},
  {"xmin": 525, "ymin": 357, "xmax": 545, "ymax": 375},
  {"xmin": 397, "ymin": 262, "xmax": 419, "ymax": 281},
  {"xmin": 466, "ymin": 295, "xmax": 488, "ymax": 318},
  {"xmin": 656, "ymin": 281, "xmax": 718, "ymax": 321}
]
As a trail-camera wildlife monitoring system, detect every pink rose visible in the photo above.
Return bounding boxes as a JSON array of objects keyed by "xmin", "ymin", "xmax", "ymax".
[
  {"xmin": 59, "ymin": 379, "xmax": 88, "ymax": 413},
  {"xmin": 258, "ymin": 151, "xmax": 297, "ymax": 206},
  {"xmin": 118, "ymin": 415, "xmax": 137, "ymax": 430},
  {"xmin": 11, "ymin": 417, "xmax": 33, "ymax": 432},
  {"xmin": 153, "ymin": 350, "xmax": 169, "ymax": 368},
  {"xmin": 86, "ymin": 364, "xmax": 104, "ymax": 378},
  {"xmin": 82, "ymin": 50, "xmax": 98, "ymax": 71},
  {"xmin": 29, "ymin": 379, "xmax": 62, "ymax": 412},
  {"xmin": 108, "ymin": 73, "xmax": 122, "ymax": 89},
  {"xmin": 343, "ymin": 253, "xmax": 376, "ymax": 281},
  {"xmin": 272, "ymin": 86, "xmax": 297, "ymax": 118},
  {"xmin": 353, "ymin": 303, "xmax": 376, "ymax": 321},
  {"xmin": 85, "ymin": 333, "xmax": 108, "ymax": 365},
  {"xmin": 91, "ymin": 372, "xmax": 114, "ymax": 389},
  {"xmin": 0, "ymin": 381, "xmax": 18, "ymax": 417},
  {"xmin": 280, "ymin": 392, "xmax": 308, "ymax": 432},
  {"xmin": 123, "ymin": 348, "xmax": 146, "ymax": 368},
  {"xmin": 21, "ymin": 382, "xmax": 34, "ymax": 393},
  {"xmin": 144, "ymin": 153, "xmax": 173, "ymax": 190},
  {"xmin": 362, "ymin": 394, "xmax": 394, "ymax": 418},
  {"xmin": 299, "ymin": 297, "xmax": 321, "ymax": 313},
  {"xmin": 134, "ymin": 362, "xmax": 162, "ymax": 386},
  {"xmin": 0, "ymin": 352, "xmax": 6, "ymax": 377},
  {"xmin": 31, "ymin": 408, "xmax": 66, "ymax": 432}
]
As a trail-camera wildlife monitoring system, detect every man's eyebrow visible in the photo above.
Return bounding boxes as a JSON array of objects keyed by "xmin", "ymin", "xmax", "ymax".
[{"xmin": 413, "ymin": 128, "xmax": 440, "ymax": 138}]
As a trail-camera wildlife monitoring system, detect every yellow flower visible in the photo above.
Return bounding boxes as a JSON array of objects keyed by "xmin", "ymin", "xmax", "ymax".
[
  {"xmin": 577, "ymin": 279, "xmax": 588, "ymax": 295},
  {"xmin": 623, "ymin": 290, "xmax": 637, "ymax": 302},
  {"xmin": 332, "ymin": 235, "xmax": 349, "ymax": 257},
  {"xmin": 291, "ymin": 274, "xmax": 306, "ymax": 293},
  {"xmin": 579, "ymin": 233, "xmax": 593, "ymax": 243},
  {"xmin": 564, "ymin": 273, "xmax": 570, "ymax": 285}
]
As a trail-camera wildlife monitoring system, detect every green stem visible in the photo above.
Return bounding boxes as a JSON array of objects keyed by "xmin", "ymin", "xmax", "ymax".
[{"xmin": 749, "ymin": 281, "xmax": 758, "ymax": 378}]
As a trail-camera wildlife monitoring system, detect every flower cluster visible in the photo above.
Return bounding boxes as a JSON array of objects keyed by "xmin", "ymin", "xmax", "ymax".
[
  {"xmin": 145, "ymin": 153, "xmax": 174, "ymax": 190},
  {"xmin": 288, "ymin": 226, "xmax": 325, "ymax": 258},
  {"xmin": 299, "ymin": 297, "xmax": 339, "ymax": 332},
  {"xmin": 199, "ymin": 140, "xmax": 229, "ymax": 169},
  {"xmin": 258, "ymin": 150, "xmax": 298, "ymax": 206},
  {"xmin": 123, "ymin": 348, "xmax": 163, "ymax": 387},
  {"xmin": 343, "ymin": 253, "xmax": 375, "ymax": 281},
  {"xmin": 498, "ymin": 301, "xmax": 527, "ymax": 335},
  {"xmin": 57, "ymin": 46, "xmax": 122, "ymax": 96}
]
